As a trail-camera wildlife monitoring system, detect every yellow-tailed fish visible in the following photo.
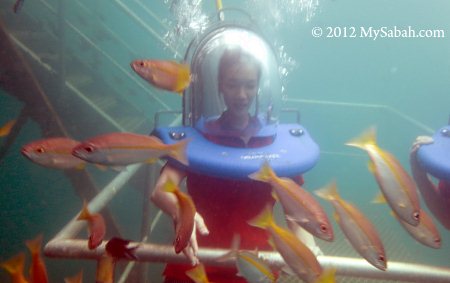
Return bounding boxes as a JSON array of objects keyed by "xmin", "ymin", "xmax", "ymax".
[
  {"xmin": 0, "ymin": 119, "xmax": 16, "ymax": 137},
  {"xmin": 21, "ymin": 137, "xmax": 86, "ymax": 169},
  {"xmin": 346, "ymin": 127, "xmax": 420, "ymax": 226},
  {"xmin": 248, "ymin": 206, "xmax": 323, "ymax": 283},
  {"xmin": 130, "ymin": 59, "xmax": 191, "ymax": 94},
  {"xmin": 72, "ymin": 132, "xmax": 189, "ymax": 167},
  {"xmin": 77, "ymin": 201, "xmax": 106, "ymax": 250},
  {"xmin": 217, "ymin": 234, "xmax": 276, "ymax": 283},
  {"xmin": 373, "ymin": 194, "xmax": 441, "ymax": 249},
  {"xmin": 0, "ymin": 252, "xmax": 29, "ymax": 283},
  {"xmin": 163, "ymin": 178, "xmax": 196, "ymax": 254},
  {"xmin": 249, "ymin": 161, "xmax": 334, "ymax": 242},
  {"xmin": 96, "ymin": 255, "xmax": 115, "ymax": 283},
  {"xmin": 25, "ymin": 234, "xmax": 49, "ymax": 283},
  {"xmin": 315, "ymin": 182, "xmax": 387, "ymax": 271},
  {"xmin": 64, "ymin": 270, "xmax": 83, "ymax": 283},
  {"xmin": 185, "ymin": 263, "xmax": 211, "ymax": 283}
]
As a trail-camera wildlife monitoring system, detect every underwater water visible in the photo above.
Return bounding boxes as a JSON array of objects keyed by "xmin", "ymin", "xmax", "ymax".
[{"xmin": 0, "ymin": 0, "xmax": 450, "ymax": 282}]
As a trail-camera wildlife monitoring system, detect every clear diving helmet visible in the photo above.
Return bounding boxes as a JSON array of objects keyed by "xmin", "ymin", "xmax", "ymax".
[{"xmin": 153, "ymin": 9, "xmax": 320, "ymax": 180}]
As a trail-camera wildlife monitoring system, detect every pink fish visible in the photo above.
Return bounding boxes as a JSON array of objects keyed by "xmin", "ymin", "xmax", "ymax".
[
  {"xmin": 163, "ymin": 178, "xmax": 196, "ymax": 254},
  {"xmin": 395, "ymin": 209, "xmax": 441, "ymax": 249},
  {"xmin": 25, "ymin": 234, "xmax": 49, "ymax": 283},
  {"xmin": 77, "ymin": 201, "xmax": 106, "ymax": 250},
  {"xmin": 315, "ymin": 182, "xmax": 387, "ymax": 271},
  {"xmin": 248, "ymin": 206, "xmax": 324, "ymax": 283},
  {"xmin": 249, "ymin": 161, "xmax": 334, "ymax": 242},
  {"xmin": 346, "ymin": 127, "xmax": 421, "ymax": 226},
  {"xmin": 72, "ymin": 132, "xmax": 189, "ymax": 167},
  {"xmin": 130, "ymin": 59, "xmax": 191, "ymax": 94},
  {"xmin": 0, "ymin": 252, "xmax": 29, "ymax": 283},
  {"xmin": 21, "ymin": 137, "xmax": 86, "ymax": 169}
]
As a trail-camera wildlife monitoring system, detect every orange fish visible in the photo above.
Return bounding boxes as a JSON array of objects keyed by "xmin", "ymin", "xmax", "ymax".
[
  {"xmin": 72, "ymin": 132, "xmax": 189, "ymax": 167},
  {"xmin": 96, "ymin": 255, "xmax": 115, "ymax": 283},
  {"xmin": 21, "ymin": 137, "xmax": 86, "ymax": 170},
  {"xmin": 77, "ymin": 201, "xmax": 106, "ymax": 249},
  {"xmin": 25, "ymin": 234, "xmax": 49, "ymax": 283},
  {"xmin": 163, "ymin": 178, "xmax": 196, "ymax": 254},
  {"xmin": 248, "ymin": 206, "xmax": 324, "ymax": 283},
  {"xmin": 0, "ymin": 252, "xmax": 29, "ymax": 283},
  {"xmin": 346, "ymin": 127, "xmax": 421, "ymax": 226},
  {"xmin": 64, "ymin": 270, "xmax": 83, "ymax": 283},
  {"xmin": 130, "ymin": 59, "xmax": 191, "ymax": 94},
  {"xmin": 0, "ymin": 119, "xmax": 16, "ymax": 137},
  {"xmin": 316, "ymin": 182, "xmax": 387, "ymax": 271},
  {"xmin": 185, "ymin": 263, "xmax": 211, "ymax": 283}
]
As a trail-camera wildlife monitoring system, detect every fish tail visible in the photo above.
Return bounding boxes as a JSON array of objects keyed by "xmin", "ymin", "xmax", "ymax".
[
  {"xmin": 248, "ymin": 205, "xmax": 274, "ymax": 230},
  {"xmin": 175, "ymin": 64, "xmax": 191, "ymax": 93},
  {"xmin": 0, "ymin": 252, "xmax": 26, "ymax": 274},
  {"xmin": 216, "ymin": 234, "xmax": 240, "ymax": 262},
  {"xmin": 168, "ymin": 139, "xmax": 190, "ymax": 166},
  {"xmin": 162, "ymin": 178, "xmax": 178, "ymax": 194},
  {"xmin": 314, "ymin": 181, "xmax": 340, "ymax": 201},
  {"xmin": 77, "ymin": 201, "xmax": 92, "ymax": 221},
  {"xmin": 25, "ymin": 233, "xmax": 43, "ymax": 255},
  {"xmin": 314, "ymin": 267, "xmax": 336, "ymax": 283},
  {"xmin": 185, "ymin": 263, "xmax": 209, "ymax": 283},
  {"xmin": 345, "ymin": 126, "xmax": 377, "ymax": 149},
  {"xmin": 248, "ymin": 160, "xmax": 275, "ymax": 182}
]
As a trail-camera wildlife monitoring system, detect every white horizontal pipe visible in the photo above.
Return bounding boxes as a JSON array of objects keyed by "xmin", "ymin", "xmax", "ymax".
[{"xmin": 44, "ymin": 239, "xmax": 450, "ymax": 282}]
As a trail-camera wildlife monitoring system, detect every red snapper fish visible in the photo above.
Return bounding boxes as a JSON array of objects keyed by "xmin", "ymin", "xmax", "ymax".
[
  {"xmin": 130, "ymin": 59, "xmax": 191, "ymax": 94},
  {"xmin": 0, "ymin": 252, "xmax": 29, "ymax": 283},
  {"xmin": 249, "ymin": 161, "xmax": 334, "ymax": 242},
  {"xmin": 77, "ymin": 201, "xmax": 106, "ymax": 250},
  {"xmin": 346, "ymin": 127, "xmax": 421, "ymax": 226},
  {"xmin": 21, "ymin": 137, "xmax": 86, "ymax": 169},
  {"xmin": 163, "ymin": 178, "xmax": 196, "ymax": 254},
  {"xmin": 315, "ymin": 182, "xmax": 387, "ymax": 271},
  {"xmin": 25, "ymin": 234, "xmax": 49, "ymax": 283},
  {"xmin": 248, "ymin": 206, "xmax": 326, "ymax": 283},
  {"xmin": 72, "ymin": 132, "xmax": 189, "ymax": 167}
]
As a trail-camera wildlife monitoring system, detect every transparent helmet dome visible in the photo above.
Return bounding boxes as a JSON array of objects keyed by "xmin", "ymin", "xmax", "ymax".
[{"xmin": 184, "ymin": 14, "xmax": 281, "ymax": 146}]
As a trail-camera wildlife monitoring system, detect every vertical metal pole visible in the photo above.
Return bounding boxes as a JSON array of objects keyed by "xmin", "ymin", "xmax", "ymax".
[{"xmin": 57, "ymin": 0, "xmax": 66, "ymax": 98}]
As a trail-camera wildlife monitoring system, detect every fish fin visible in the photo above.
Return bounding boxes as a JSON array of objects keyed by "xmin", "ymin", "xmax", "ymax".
[
  {"xmin": 271, "ymin": 190, "xmax": 279, "ymax": 201},
  {"xmin": 372, "ymin": 193, "xmax": 386, "ymax": 204},
  {"xmin": 64, "ymin": 270, "xmax": 83, "ymax": 283},
  {"xmin": 186, "ymin": 263, "xmax": 209, "ymax": 283},
  {"xmin": 248, "ymin": 205, "xmax": 274, "ymax": 229},
  {"xmin": 398, "ymin": 202, "xmax": 407, "ymax": 208},
  {"xmin": 216, "ymin": 234, "xmax": 240, "ymax": 262},
  {"xmin": 345, "ymin": 126, "xmax": 377, "ymax": 149},
  {"xmin": 314, "ymin": 180, "xmax": 339, "ymax": 201},
  {"xmin": 0, "ymin": 119, "xmax": 16, "ymax": 137},
  {"xmin": 95, "ymin": 164, "xmax": 108, "ymax": 171},
  {"xmin": 162, "ymin": 178, "xmax": 178, "ymax": 194},
  {"xmin": 145, "ymin": 158, "xmax": 158, "ymax": 164},
  {"xmin": 368, "ymin": 161, "xmax": 376, "ymax": 173},
  {"xmin": 248, "ymin": 160, "xmax": 274, "ymax": 182},
  {"xmin": 333, "ymin": 211, "xmax": 340, "ymax": 223},
  {"xmin": 25, "ymin": 233, "xmax": 43, "ymax": 255},
  {"xmin": 75, "ymin": 163, "xmax": 86, "ymax": 170},
  {"xmin": 314, "ymin": 268, "xmax": 336, "ymax": 283},
  {"xmin": 111, "ymin": 166, "xmax": 127, "ymax": 172},
  {"xmin": 168, "ymin": 138, "xmax": 190, "ymax": 166},
  {"xmin": 267, "ymin": 237, "xmax": 276, "ymax": 250},
  {"xmin": 77, "ymin": 200, "xmax": 92, "ymax": 221},
  {"xmin": 0, "ymin": 252, "xmax": 26, "ymax": 274}
]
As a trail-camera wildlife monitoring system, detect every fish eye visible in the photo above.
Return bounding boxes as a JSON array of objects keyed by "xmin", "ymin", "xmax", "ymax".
[
  {"xmin": 139, "ymin": 61, "xmax": 144, "ymax": 67},
  {"xmin": 319, "ymin": 224, "xmax": 328, "ymax": 232},
  {"xmin": 35, "ymin": 147, "xmax": 45, "ymax": 154},
  {"xmin": 413, "ymin": 211, "xmax": 420, "ymax": 221},
  {"xmin": 378, "ymin": 255, "xmax": 385, "ymax": 262},
  {"xmin": 83, "ymin": 145, "xmax": 95, "ymax": 153},
  {"xmin": 435, "ymin": 238, "xmax": 441, "ymax": 243}
]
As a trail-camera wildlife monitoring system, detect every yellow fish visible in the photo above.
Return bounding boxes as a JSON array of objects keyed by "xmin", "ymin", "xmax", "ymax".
[
  {"xmin": 130, "ymin": 59, "xmax": 191, "ymax": 94},
  {"xmin": 185, "ymin": 263, "xmax": 212, "ymax": 283},
  {"xmin": 64, "ymin": 270, "xmax": 83, "ymax": 283},
  {"xmin": 248, "ymin": 206, "xmax": 324, "ymax": 283},
  {"xmin": 346, "ymin": 127, "xmax": 421, "ymax": 226},
  {"xmin": 163, "ymin": 178, "xmax": 197, "ymax": 254},
  {"xmin": 0, "ymin": 252, "xmax": 29, "ymax": 283},
  {"xmin": 0, "ymin": 119, "xmax": 16, "ymax": 137},
  {"xmin": 315, "ymin": 182, "xmax": 387, "ymax": 271}
]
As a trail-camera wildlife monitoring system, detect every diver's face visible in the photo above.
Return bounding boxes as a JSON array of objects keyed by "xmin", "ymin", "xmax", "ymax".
[{"xmin": 221, "ymin": 62, "xmax": 259, "ymax": 117}]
